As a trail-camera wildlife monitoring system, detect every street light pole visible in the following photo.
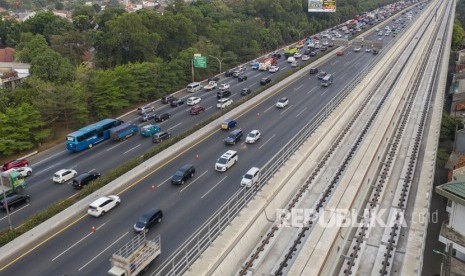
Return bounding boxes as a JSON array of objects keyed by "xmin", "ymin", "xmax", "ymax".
[
  {"xmin": 0, "ymin": 172, "xmax": 13, "ymax": 230},
  {"xmin": 208, "ymin": 55, "xmax": 225, "ymax": 74}
]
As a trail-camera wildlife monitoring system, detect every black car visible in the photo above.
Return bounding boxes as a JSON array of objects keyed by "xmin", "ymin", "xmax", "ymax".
[
  {"xmin": 224, "ymin": 70, "xmax": 233, "ymax": 77},
  {"xmin": 309, "ymin": 68, "xmax": 319, "ymax": 74},
  {"xmin": 153, "ymin": 131, "xmax": 171, "ymax": 143},
  {"xmin": 161, "ymin": 95, "xmax": 175, "ymax": 104},
  {"xmin": 241, "ymin": 88, "xmax": 252, "ymax": 96},
  {"xmin": 320, "ymin": 46, "xmax": 327, "ymax": 52},
  {"xmin": 317, "ymin": 71, "xmax": 327, "ymax": 80},
  {"xmin": 273, "ymin": 53, "xmax": 282, "ymax": 59},
  {"xmin": 309, "ymin": 51, "xmax": 317, "ymax": 57},
  {"xmin": 208, "ymin": 76, "xmax": 220, "ymax": 82},
  {"xmin": 139, "ymin": 112, "xmax": 156, "ymax": 122},
  {"xmin": 171, "ymin": 164, "xmax": 196, "ymax": 185},
  {"xmin": 133, "ymin": 208, "xmax": 163, "ymax": 232},
  {"xmin": 217, "ymin": 90, "xmax": 232, "ymax": 99},
  {"xmin": 304, "ymin": 49, "xmax": 312, "ymax": 55},
  {"xmin": 260, "ymin": 77, "xmax": 271, "ymax": 85},
  {"xmin": 238, "ymin": 75, "xmax": 248, "ymax": 82},
  {"xmin": 170, "ymin": 99, "xmax": 185, "ymax": 107},
  {"xmin": 154, "ymin": 112, "xmax": 170, "ymax": 122},
  {"xmin": 0, "ymin": 194, "xmax": 30, "ymax": 211},
  {"xmin": 224, "ymin": 129, "xmax": 243, "ymax": 145},
  {"xmin": 72, "ymin": 172, "xmax": 101, "ymax": 189}
]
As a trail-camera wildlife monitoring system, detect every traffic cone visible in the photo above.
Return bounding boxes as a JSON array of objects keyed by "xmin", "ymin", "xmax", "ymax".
[
  {"xmin": 151, "ymin": 185, "xmax": 155, "ymax": 192},
  {"xmin": 92, "ymin": 226, "xmax": 96, "ymax": 233},
  {"xmin": 196, "ymin": 154, "xmax": 199, "ymax": 160}
]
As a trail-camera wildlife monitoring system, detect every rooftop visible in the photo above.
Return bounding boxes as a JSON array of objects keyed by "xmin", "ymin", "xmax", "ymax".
[{"xmin": 436, "ymin": 175, "xmax": 465, "ymax": 205}]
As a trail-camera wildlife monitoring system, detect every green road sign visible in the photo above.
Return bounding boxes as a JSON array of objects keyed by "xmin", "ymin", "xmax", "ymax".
[{"xmin": 194, "ymin": 56, "xmax": 207, "ymax": 68}]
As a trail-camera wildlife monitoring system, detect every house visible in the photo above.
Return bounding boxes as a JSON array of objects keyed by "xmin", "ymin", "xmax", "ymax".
[
  {"xmin": 0, "ymin": 62, "xmax": 30, "ymax": 90},
  {"xmin": 435, "ymin": 176, "xmax": 465, "ymax": 274}
]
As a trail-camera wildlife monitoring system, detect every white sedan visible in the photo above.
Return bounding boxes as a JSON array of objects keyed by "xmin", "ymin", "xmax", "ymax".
[
  {"xmin": 53, "ymin": 169, "xmax": 78, "ymax": 184},
  {"xmin": 269, "ymin": 66, "xmax": 279, "ymax": 73},
  {"xmin": 87, "ymin": 195, "xmax": 121, "ymax": 217},
  {"xmin": 217, "ymin": 98, "xmax": 233, "ymax": 108},
  {"xmin": 293, "ymin": 53, "xmax": 302, "ymax": 58},
  {"xmin": 246, "ymin": 130, "xmax": 261, "ymax": 144},
  {"xmin": 219, "ymin": 83, "xmax": 230, "ymax": 91},
  {"xmin": 187, "ymin": 96, "xmax": 201, "ymax": 106},
  {"xmin": 276, "ymin": 97, "xmax": 289, "ymax": 108},
  {"xmin": 4, "ymin": 166, "xmax": 32, "ymax": 177},
  {"xmin": 301, "ymin": 55, "xmax": 310, "ymax": 61},
  {"xmin": 354, "ymin": 47, "xmax": 361, "ymax": 52}
]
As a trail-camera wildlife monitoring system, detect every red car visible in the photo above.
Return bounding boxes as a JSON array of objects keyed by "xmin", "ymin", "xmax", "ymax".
[
  {"xmin": 2, "ymin": 159, "xmax": 29, "ymax": 171},
  {"xmin": 190, "ymin": 105, "xmax": 205, "ymax": 115}
]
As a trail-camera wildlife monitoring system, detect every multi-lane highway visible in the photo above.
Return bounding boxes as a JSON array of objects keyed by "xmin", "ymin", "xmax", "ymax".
[{"xmin": 0, "ymin": 5, "xmax": 417, "ymax": 276}]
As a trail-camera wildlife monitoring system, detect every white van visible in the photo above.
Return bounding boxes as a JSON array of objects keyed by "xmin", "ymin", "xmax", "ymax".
[
  {"xmin": 241, "ymin": 167, "xmax": 261, "ymax": 188},
  {"xmin": 187, "ymin": 82, "xmax": 202, "ymax": 93},
  {"xmin": 215, "ymin": 150, "xmax": 238, "ymax": 172}
]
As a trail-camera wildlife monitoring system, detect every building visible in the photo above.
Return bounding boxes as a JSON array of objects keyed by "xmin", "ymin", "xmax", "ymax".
[
  {"xmin": 435, "ymin": 174, "xmax": 465, "ymax": 274},
  {"xmin": 0, "ymin": 62, "xmax": 30, "ymax": 90}
]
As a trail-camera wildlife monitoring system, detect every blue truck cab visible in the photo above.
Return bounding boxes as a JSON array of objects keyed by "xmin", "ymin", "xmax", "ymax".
[
  {"xmin": 140, "ymin": 124, "xmax": 161, "ymax": 137},
  {"xmin": 110, "ymin": 123, "xmax": 139, "ymax": 141},
  {"xmin": 221, "ymin": 118, "xmax": 237, "ymax": 130}
]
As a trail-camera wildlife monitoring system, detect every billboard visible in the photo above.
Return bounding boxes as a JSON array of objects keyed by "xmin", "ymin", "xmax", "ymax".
[{"xmin": 308, "ymin": 0, "xmax": 336, "ymax": 13}]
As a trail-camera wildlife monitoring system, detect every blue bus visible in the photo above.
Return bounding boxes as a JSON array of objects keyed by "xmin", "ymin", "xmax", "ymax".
[{"xmin": 66, "ymin": 119, "xmax": 123, "ymax": 152}]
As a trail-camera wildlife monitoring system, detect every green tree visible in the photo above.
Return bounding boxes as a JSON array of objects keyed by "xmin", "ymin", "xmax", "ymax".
[
  {"xmin": 50, "ymin": 31, "xmax": 93, "ymax": 66},
  {"xmin": 21, "ymin": 11, "xmax": 73, "ymax": 43},
  {"xmin": 72, "ymin": 5, "xmax": 96, "ymax": 31},
  {"xmin": 452, "ymin": 22, "xmax": 464, "ymax": 51},
  {"xmin": 0, "ymin": 15, "xmax": 21, "ymax": 47},
  {"xmin": 30, "ymin": 49, "xmax": 75, "ymax": 83},
  {"xmin": 15, "ymin": 33, "xmax": 49, "ymax": 63},
  {"xmin": 0, "ymin": 103, "xmax": 50, "ymax": 155}
]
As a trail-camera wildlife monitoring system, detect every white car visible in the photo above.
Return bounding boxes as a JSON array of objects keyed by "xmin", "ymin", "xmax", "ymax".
[
  {"xmin": 269, "ymin": 66, "xmax": 279, "ymax": 73},
  {"xmin": 287, "ymin": 57, "xmax": 296, "ymax": 63},
  {"xmin": 246, "ymin": 130, "xmax": 261, "ymax": 144},
  {"xmin": 4, "ymin": 166, "xmax": 32, "ymax": 177},
  {"xmin": 322, "ymin": 40, "xmax": 329, "ymax": 46},
  {"xmin": 365, "ymin": 48, "xmax": 372, "ymax": 53},
  {"xmin": 301, "ymin": 55, "xmax": 310, "ymax": 61},
  {"xmin": 217, "ymin": 98, "xmax": 233, "ymax": 108},
  {"xmin": 291, "ymin": 61, "xmax": 298, "ymax": 68},
  {"xmin": 219, "ymin": 83, "xmax": 230, "ymax": 91},
  {"xmin": 354, "ymin": 47, "xmax": 361, "ymax": 52},
  {"xmin": 293, "ymin": 53, "xmax": 302, "ymax": 58},
  {"xmin": 87, "ymin": 195, "xmax": 121, "ymax": 217},
  {"xmin": 53, "ymin": 169, "xmax": 78, "ymax": 184},
  {"xmin": 187, "ymin": 96, "xmax": 201, "ymax": 106},
  {"xmin": 276, "ymin": 97, "xmax": 289, "ymax": 108},
  {"xmin": 241, "ymin": 167, "xmax": 261, "ymax": 188}
]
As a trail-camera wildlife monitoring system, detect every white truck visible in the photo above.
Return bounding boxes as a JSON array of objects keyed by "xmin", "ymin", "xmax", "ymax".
[
  {"xmin": 204, "ymin": 81, "xmax": 217, "ymax": 91},
  {"xmin": 108, "ymin": 234, "xmax": 161, "ymax": 276}
]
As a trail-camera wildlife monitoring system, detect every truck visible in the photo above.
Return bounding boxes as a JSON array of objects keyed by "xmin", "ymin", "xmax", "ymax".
[
  {"xmin": 283, "ymin": 47, "xmax": 298, "ymax": 58},
  {"xmin": 258, "ymin": 57, "xmax": 277, "ymax": 71},
  {"xmin": 203, "ymin": 81, "xmax": 217, "ymax": 91},
  {"xmin": 110, "ymin": 123, "xmax": 139, "ymax": 141},
  {"xmin": 140, "ymin": 124, "xmax": 160, "ymax": 137},
  {"xmin": 0, "ymin": 170, "xmax": 27, "ymax": 200},
  {"xmin": 373, "ymin": 47, "xmax": 379, "ymax": 55},
  {"xmin": 108, "ymin": 233, "xmax": 161, "ymax": 276}
]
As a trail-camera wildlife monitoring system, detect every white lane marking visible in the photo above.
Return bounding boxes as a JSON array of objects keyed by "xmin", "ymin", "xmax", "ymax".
[
  {"xmin": 167, "ymin": 122, "xmax": 182, "ymax": 131},
  {"xmin": 123, "ymin": 144, "xmax": 141, "ymax": 155},
  {"xmin": 106, "ymin": 141, "xmax": 127, "ymax": 152},
  {"xmin": 307, "ymin": 87, "xmax": 318, "ymax": 95},
  {"xmin": 0, "ymin": 204, "xmax": 29, "ymax": 221},
  {"xmin": 201, "ymin": 176, "xmax": 228, "ymax": 199},
  {"xmin": 321, "ymin": 88, "xmax": 331, "ymax": 95},
  {"xmin": 157, "ymin": 176, "xmax": 172, "ymax": 188},
  {"xmin": 205, "ymin": 106, "xmax": 213, "ymax": 111},
  {"xmin": 258, "ymin": 134, "xmax": 276, "ymax": 150},
  {"xmin": 180, "ymin": 170, "xmax": 208, "ymax": 193},
  {"xmin": 296, "ymin": 107, "xmax": 308, "ymax": 118},
  {"xmin": 263, "ymin": 105, "xmax": 274, "ymax": 113},
  {"xmin": 295, "ymin": 84, "xmax": 303, "ymax": 91},
  {"xmin": 52, "ymin": 221, "xmax": 109, "ymax": 262},
  {"xmin": 33, "ymin": 150, "xmax": 67, "ymax": 166},
  {"xmin": 78, "ymin": 232, "xmax": 129, "ymax": 271},
  {"xmin": 280, "ymin": 105, "xmax": 293, "ymax": 115}
]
